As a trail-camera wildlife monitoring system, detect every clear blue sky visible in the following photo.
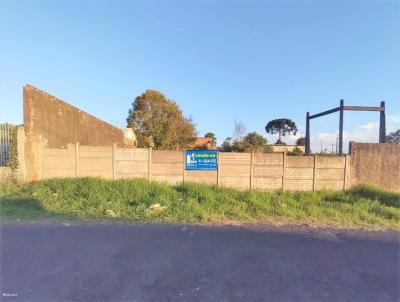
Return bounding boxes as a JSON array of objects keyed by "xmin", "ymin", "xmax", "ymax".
[{"xmin": 1, "ymin": 0, "xmax": 399, "ymax": 152}]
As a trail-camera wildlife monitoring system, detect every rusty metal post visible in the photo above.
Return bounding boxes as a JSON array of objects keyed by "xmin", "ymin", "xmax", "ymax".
[
  {"xmin": 379, "ymin": 101, "xmax": 386, "ymax": 143},
  {"xmin": 305, "ymin": 112, "xmax": 310, "ymax": 155},
  {"xmin": 339, "ymin": 99, "xmax": 344, "ymax": 155}
]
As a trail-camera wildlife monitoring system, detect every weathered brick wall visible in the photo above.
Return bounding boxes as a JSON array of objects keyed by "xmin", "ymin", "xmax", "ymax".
[
  {"xmin": 24, "ymin": 85, "xmax": 133, "ymax": 181},
  {"xmin": 349, "ymin": 142, "xmax": 400, "ymax": 191}
]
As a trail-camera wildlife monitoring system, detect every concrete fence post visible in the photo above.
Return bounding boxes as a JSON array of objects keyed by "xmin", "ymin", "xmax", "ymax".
[
  {"xmin": 75, "ymin": 142, "xmax": 79, "ymax": 178},
  {"xmin": 112, "ymin": 143, "xmax": 116, "ymax": 180},
  {"xmin": 343, "ymin": 155, "xmax": 349, "ymax": 190},
  {"xmin": 148, "ymin": 148, "xmax": 152, "ymax": 182},
  {"xmin": 313, "ymin": 154, "xmax": 317, "ymax": 191},
  {"xmin": 282, "ymin": 152, "xmax": 286, "ymax": 190},
  {"xmin": 217, "ymin": 151, "xmax": 221, "ymax": 187},
  {"xmin": 250, "ymin": 151, "xmax": 254, "ymax": 190},
  {"xmin": 182, "ymin": 150, "xmax": 186, "ymax": 184}
]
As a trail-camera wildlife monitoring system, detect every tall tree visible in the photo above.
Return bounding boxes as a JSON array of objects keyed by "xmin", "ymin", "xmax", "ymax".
[
  {"xmin": 126, "ymin": 90, "xmax": 196, "ymax": 150},
  {"xmin": 265, "ymin": 119, "xmax": 298, "ymax": 144},
  {"xmin": 205, "ymin": 132, "xmax": 217, "ymax": 147},
  {"xmin": 386, "ymin": 129, "xmax": 400, "ymax": 143},
  {"xmin": 233, "ymin": 121, "xmax": 247, "ymax": 142},
  {"xmin": 220, "ymin": 137, "xmax": 233, "ymax": 152}
]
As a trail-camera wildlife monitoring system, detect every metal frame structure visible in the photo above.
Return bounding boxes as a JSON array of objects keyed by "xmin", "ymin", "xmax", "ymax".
[{"xmin": 305, "ymin": 100, "xmax": 386, "ymax": 155}]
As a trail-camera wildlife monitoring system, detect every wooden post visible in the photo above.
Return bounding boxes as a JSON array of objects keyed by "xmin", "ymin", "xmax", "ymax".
[
  {"xmin": 250, "ymin": 151, "xmax": 254, "ymax": 190},
  {"xmin": 75, "ymin": 142, "xmax": 79, "ymax": 178},
  {"xmin": 282, "ymin": 152, "xmax": 286, "ymax": 190},
  {"xmin": 148, "ymin": 148, "xmax": 152, "ymax": 182},
  {"xmin": 339, "ymin": 99, "xmax": 344, "ymax": 155},
  {"xmin": 182, "ymin": 150, "xmax": 186, "ymax": 184},
  {"xmin": 305, "ymin": 112, "xmax": 311, "ymax": 155},
  {"xmin": 217, "ymin": 151, "xmax": 221, "ymax": 187},
  {"xmin": 379, "ymin": 101, "xmax": 386, "ymax": 143},
  {"xmin": 343, "ymin": 155, "xmax": 349, "ymax": 190},
  {"xmin": 312, "ymin": 154, "xmax": 317, "ymax": 191},
  {"xmin": 112, "ymin": 143, "xmax": 116, "ymax": 180}
]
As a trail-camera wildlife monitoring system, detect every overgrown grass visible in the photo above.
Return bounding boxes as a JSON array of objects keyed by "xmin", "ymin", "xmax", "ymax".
[{"xmin": 1, "ymin": 177, "xmax": 399, "ymax": 229}]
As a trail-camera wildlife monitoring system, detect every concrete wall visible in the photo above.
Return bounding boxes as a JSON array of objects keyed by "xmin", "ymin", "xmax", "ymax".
[
  {"xmin": 39, "ymin": 145, "xmax": 348, "ymax": 191},
  {"xmin": 0, "ymin": 167, "xmax": 12, "ymax": 181},
  {"xmin": 349, "ymin": 142, "xmax": 400, "ymax": 191},
  {"xmin": 23, "ymin": 85, "xmax": 135, "ymax": 181}
]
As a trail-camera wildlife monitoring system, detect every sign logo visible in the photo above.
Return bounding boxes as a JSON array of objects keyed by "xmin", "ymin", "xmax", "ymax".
[{"xmin": 185, "ymin": 150, "xmax": 218, "ymax": 170}]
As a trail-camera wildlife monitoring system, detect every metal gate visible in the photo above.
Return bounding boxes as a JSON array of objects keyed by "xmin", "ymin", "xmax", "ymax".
[{"xmin": 0, "ymin": 123, "xmax": 14, "ymax": 166}]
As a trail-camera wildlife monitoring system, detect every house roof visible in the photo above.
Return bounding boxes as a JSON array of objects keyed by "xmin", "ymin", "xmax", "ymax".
[{"xmin": 193, "ymin": 137, "xmax": 213, "ymax": 146}]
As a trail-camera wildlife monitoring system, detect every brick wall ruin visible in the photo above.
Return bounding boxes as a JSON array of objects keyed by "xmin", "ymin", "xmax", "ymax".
[
  {"xmin": 23, "ymin": 85, "xmax": 136, "ymax": 181},
  {"xmin": 349, "ymin": 142, "xmax": 400, "ymax": 191}
]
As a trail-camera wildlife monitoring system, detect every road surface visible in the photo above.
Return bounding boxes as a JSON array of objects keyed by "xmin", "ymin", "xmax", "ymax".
[{"xmin": 1, "ymin": 222, "xmax": 399, "ymax": 301}]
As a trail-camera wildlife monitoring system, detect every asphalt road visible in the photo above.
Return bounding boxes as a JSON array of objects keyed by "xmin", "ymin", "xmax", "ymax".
[{"xmin": 1, "ymin": 222, "xmax": 399, "ymax": 302}]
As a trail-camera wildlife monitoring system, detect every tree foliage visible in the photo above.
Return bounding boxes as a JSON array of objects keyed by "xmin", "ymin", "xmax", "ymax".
[
  {"xmin": 296, "ymin": 137, "xmax": 306, "ymax": 146},
  {"xmin": 205, "ymin": 132, "xmax": 217, "ymax": 147},
  {"xmin": 126, "ymin": 90, "xmax": 196, "ymax": 150},
  {"xmin": 386, "ymin": 130, "xmax": 400, "ymax": 143},
  {"xmin": 265, "ymin": 119, "xmax": 298, "ymax": 143},
  {"xmin": 220, "ymin": 137, "xmax": 233, "ymax": 152},
  {"xmin": 220, "ymin": 132, "xmax": 271, "ymax": 153},
  {"xmin": 287, "ymin": 147, "xmax": 304, "ymax": 156},
  {"xmin": 275, "ymin": 139, "xmax": 287, "ymax": 145}
]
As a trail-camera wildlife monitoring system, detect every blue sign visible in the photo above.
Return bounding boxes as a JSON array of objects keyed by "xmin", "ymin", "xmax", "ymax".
[{"xmin": 185, "ymin": 150, "xmax": 218, "ymax": 170}]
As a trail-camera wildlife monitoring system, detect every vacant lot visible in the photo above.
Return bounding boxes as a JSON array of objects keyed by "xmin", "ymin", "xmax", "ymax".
[{"xmin": 0, "ymin": 178, "xmax": 399, "ymax": 229}]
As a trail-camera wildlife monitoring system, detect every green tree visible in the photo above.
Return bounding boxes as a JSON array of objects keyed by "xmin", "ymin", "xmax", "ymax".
[
  {"xmin": 386, "ymin": 130, "xmax": 400, "ymax": 143},
  {"xmin": 265, "ymin": 119, "xmax": 298, "ymax": 144},
  {"xmin": 241, "ymin": 132, "xmax": 271, "ymax": 153},
  {"xmin": 205, "ymin": 132, "xmax": 217, "ymax": 147},
  {"xmin": 224, "ymin": 132, "xmax": 272, "ymax": 153},
  {"xmin": 220, "ymin": 137, "xmax": 233, "ymax": 152},
  {"xmin": 127, "ymin": 90, "xmax": 196, "ymax": 150},
  {"xmin": 296, "ymin": 137, "xmax": 306, "ymax": 146},
  {"xmin": 287, "ymin": 147, "xmax": 304, "ymax": 156},
  {"xmin": 274, "ymin": 139, "xmax": 287, "ymax": 145}
]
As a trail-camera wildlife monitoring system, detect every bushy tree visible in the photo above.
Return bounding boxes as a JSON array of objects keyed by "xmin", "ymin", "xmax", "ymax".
[
  {"xmin": 265, "ymin": 119, "xmax": 298, "ymax": 144},
  {"xmin": 220, "ymin": 137, "xmax": 233, "ymax": 152},
  {"xmin": 127, "ymin": 90, "xmax": 196, "ymax": 150},
  {"xmin": 287, "ymin": 147, "xmax": 304, "ymax": 156},
  {"xmin": 296, "ymin": 137, "xmax": 306, "ymax": 146},
  {"xmin": 219, "ymin": 132, "xmax": 271, "ymax": 153},
  {"xmin": 275, "ymin": 139, "xmax": 287, "ymax": 145},
  {"xmin": 242, "ymin": 132, "xmax": 271, "ymax": 152},
  {"xmin": 386, "ymin": 130, "xmax": 400, "ymax": 143}
]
